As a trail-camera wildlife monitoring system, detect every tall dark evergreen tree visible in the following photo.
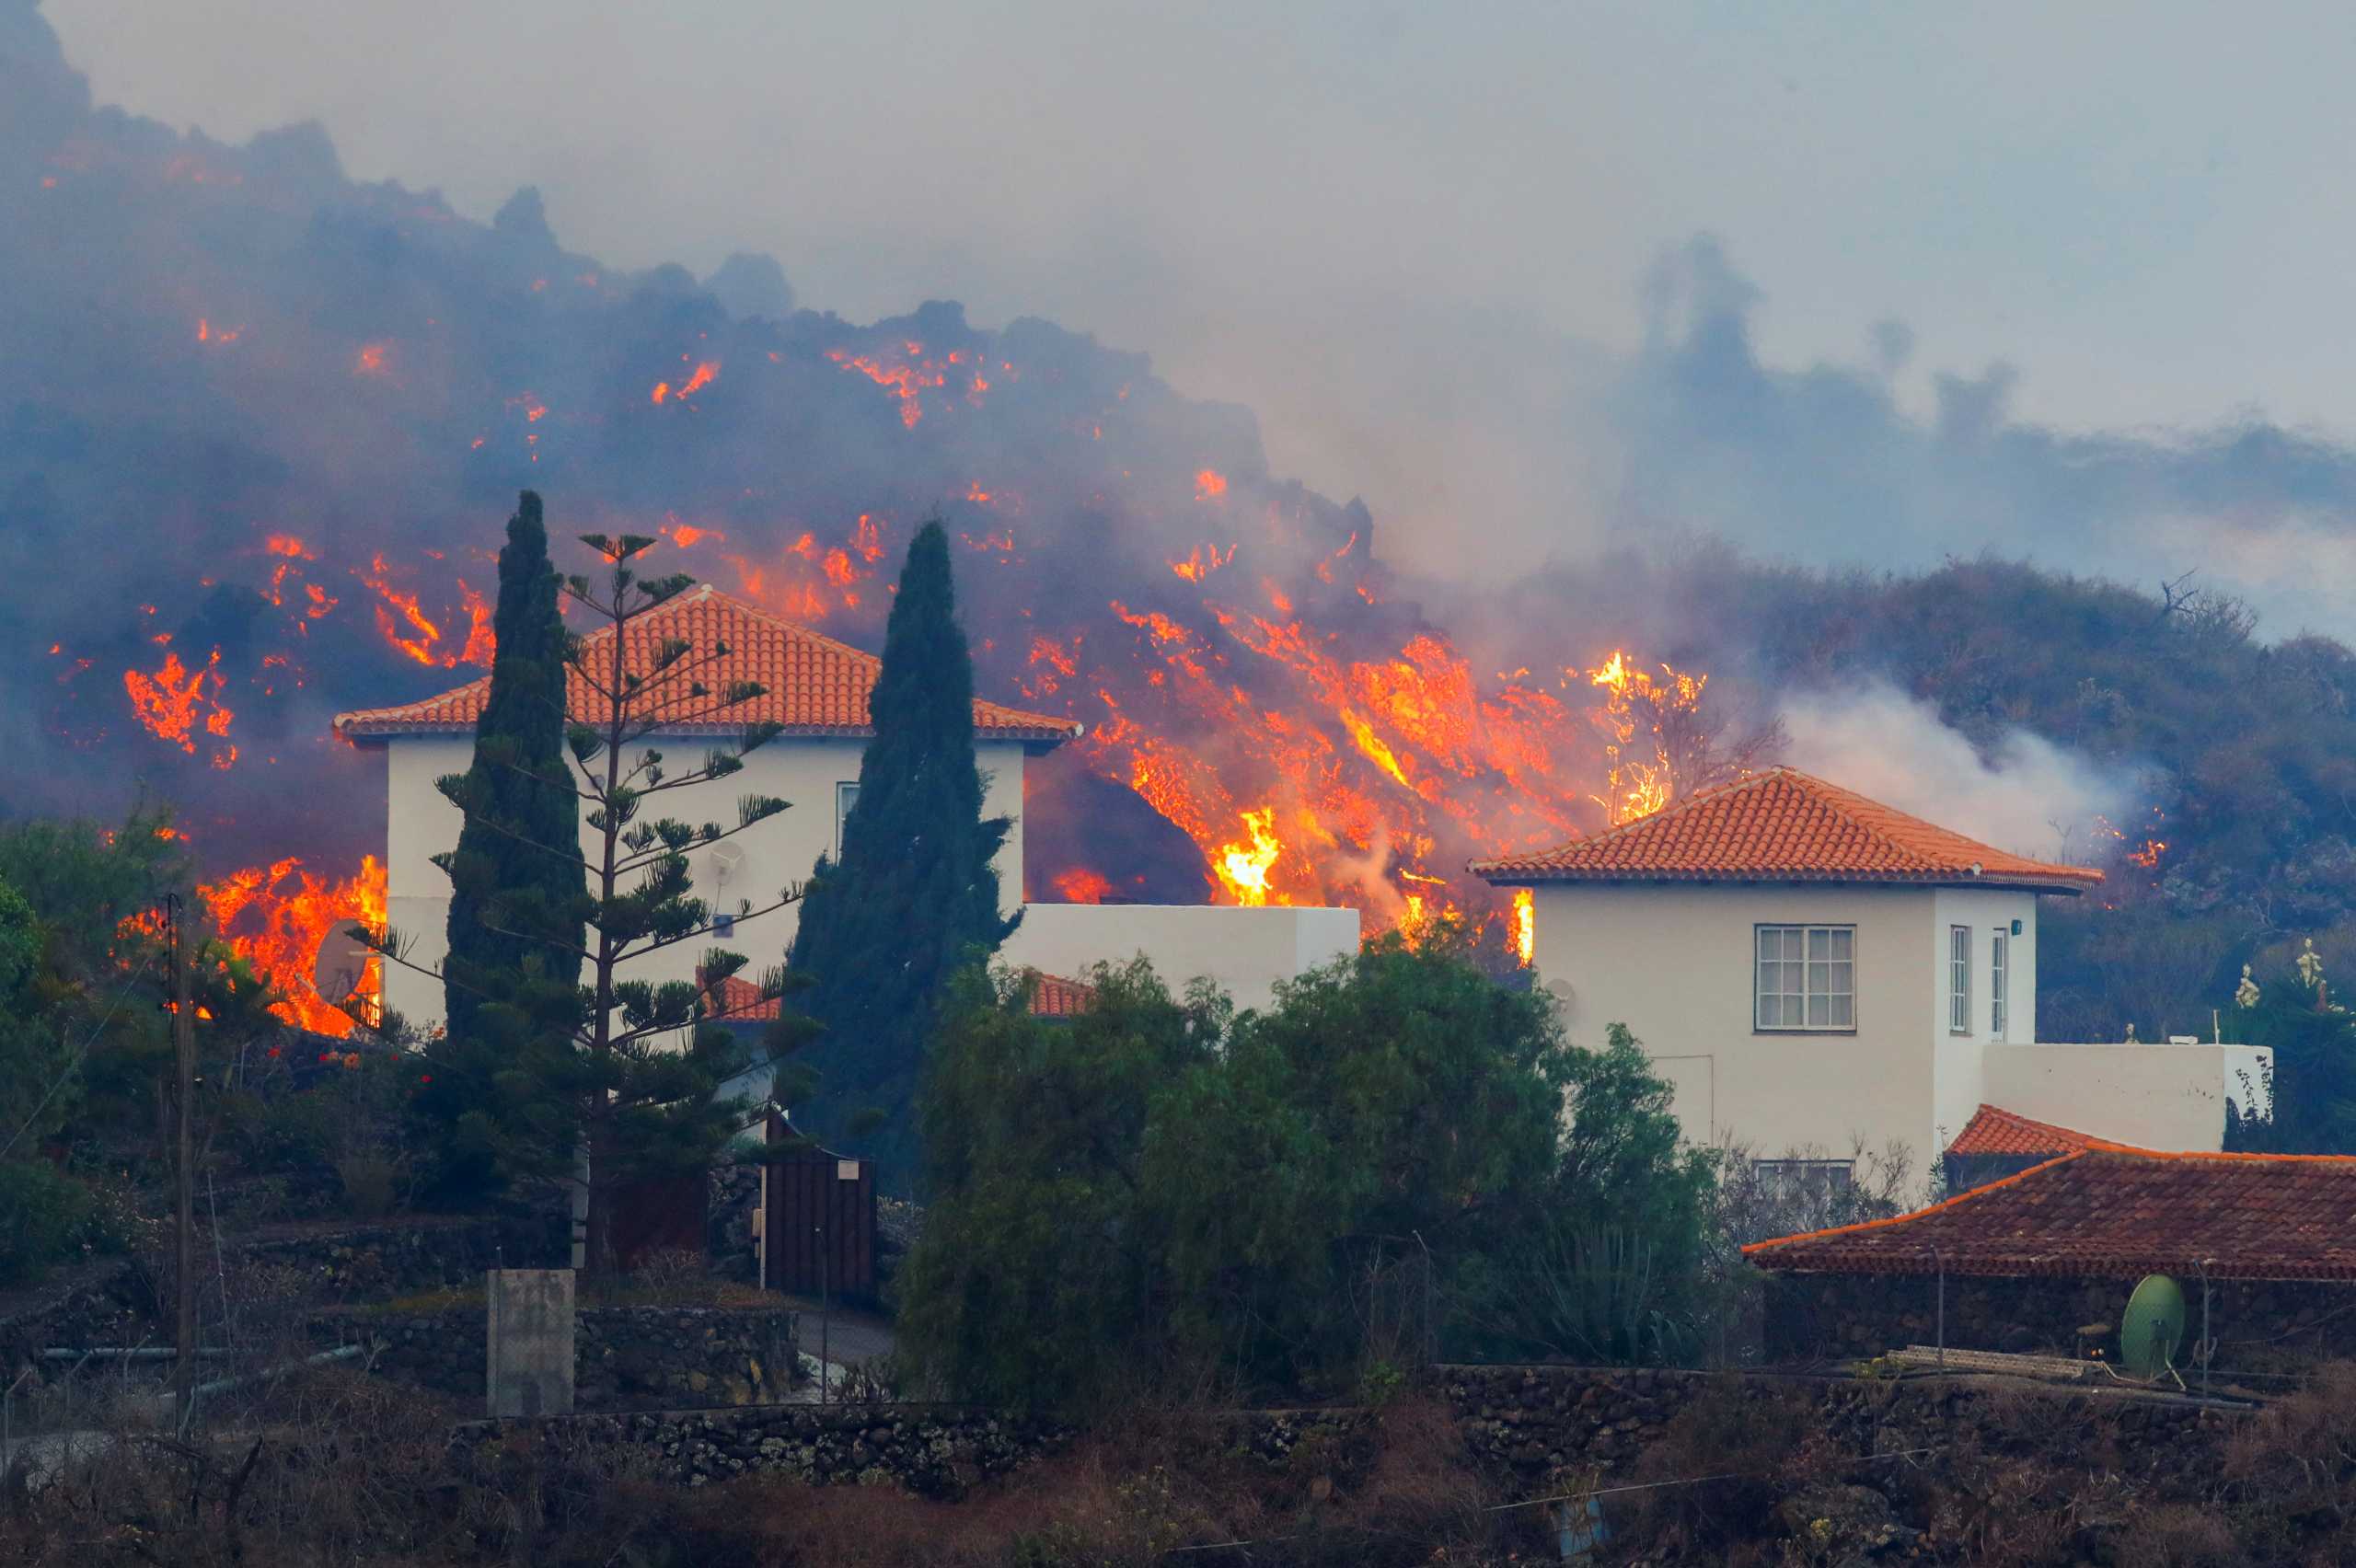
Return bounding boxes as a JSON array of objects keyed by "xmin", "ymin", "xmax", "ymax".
[
  {"xmin": 441, "ymin": 491, "xmax": 581, "ymax": 1041},
  {"xmin": 417, "ymin": 491, "xmax": 587, "ymax": 1203},
  {"xmin": 375, "ymin": 522, "xmax": 807, "ymax": 1273},
  {"xmin": 789, "ymin": 520, "xmax": 1019, "ymax": 1178}
]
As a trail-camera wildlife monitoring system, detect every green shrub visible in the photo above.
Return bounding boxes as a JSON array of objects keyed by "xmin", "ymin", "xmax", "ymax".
[{"xmin": 0, "ymin": 1159, "xmax": 96, "ymax": 1286}]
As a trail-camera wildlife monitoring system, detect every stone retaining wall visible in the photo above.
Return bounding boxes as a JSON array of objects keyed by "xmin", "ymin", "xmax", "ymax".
[
  {"xmin": 316, "ymin": 1304, "xmax": 797, "ymax": 1412},
  {"xmin": 454, "ymin": 1401, "xmax": 1069, "ymax": 1496},
  {"xmin": 2, "ymin": 1213, "xmax": 568, "ymax": 1375},
  {"xmin": 1759, "ymin": 1272, "xmax": 2356, "ymax": 1367}
]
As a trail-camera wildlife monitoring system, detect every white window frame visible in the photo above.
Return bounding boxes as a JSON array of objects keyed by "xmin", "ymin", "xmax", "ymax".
[
  {"xmin": 1754, "ymin": 924, "xmax": 1856, "ymax": 1032},
  {"xmin": 1991, "ymin": 931, "xmax": 2009, "ymax": 1040},
  {"xmin": 1948, "ymin": 925, "xmax": 1972, "ymax": 1034},
  {"xmin": 834, "ymin": 781, "xmax": 860, "ymax": 859}
]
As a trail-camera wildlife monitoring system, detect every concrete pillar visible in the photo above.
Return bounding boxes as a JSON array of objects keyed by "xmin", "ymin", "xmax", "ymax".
[{"xmin": 486, "ymin": 1269, "xmax": 576, "ymax": 1417}]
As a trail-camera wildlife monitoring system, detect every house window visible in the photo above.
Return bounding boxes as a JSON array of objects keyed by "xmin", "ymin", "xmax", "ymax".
[
  {"xmin": 834, "ymin": 781, "xmax": 860, "ymax": 859},
  {"xmin": 1948, "ymin": 925, "xmax": 1971, "ymax": 1034},
  {"xmin": 1991, "ymin": 931, "xmax": 2009, "ymax": 1039},
  {"xmin": 1755, "ymin": 925, "xmax": 1855, "ymax": 1032}
]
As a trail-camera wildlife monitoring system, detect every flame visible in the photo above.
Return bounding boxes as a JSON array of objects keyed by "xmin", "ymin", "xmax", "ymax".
[
  {"xmin": 356, "ymin": 555, "xmax": 494, "ymax": 668},
  {"xmin": 1512, "ymin": 889, "xmax": 1534, "ymax": 967},
  {"xmin": 1585, "ymin": 650, "xmax": 1702, "ymax": 825},
  {"xmin": 1195, "ymin": 468, "xmax": 1229, "ymax": 499},
  {"xmin": 650, "ymin": 381, "xmax": 670, "ymax": 404},
  {"xmin": 1214, "ymin": 807, "xmax": 1283, "ymax": 906},
  {"xmin": 1169, "ymin": 541, "xmax": 1236, "ymax": 582},
  {"xmin": 1052, "ymin": 868, "xmax": 1114, "ymax": 904},
  {"xmin": 826, "ymin": 346, "xmax": 946, "ymax": 428},
  {"xmin": 197, "ymin": 855, "xmax": 386, "ymax": 1037},
  {"xmin": 123, "ymin": 647, "xmax": 236, "ymax": 766},
  {"xmin": 676, "ymin": 360, "xmax": 719, "ymax": 398},
  {"xmin": 355, "ymin": 342, "xmax": 388, "ymax": 375}
]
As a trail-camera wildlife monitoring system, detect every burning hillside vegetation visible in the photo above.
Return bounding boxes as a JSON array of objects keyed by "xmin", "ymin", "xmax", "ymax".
[{"xmin": 0, "ymin": 4, "xmax": 1767, "ymax": 1023}]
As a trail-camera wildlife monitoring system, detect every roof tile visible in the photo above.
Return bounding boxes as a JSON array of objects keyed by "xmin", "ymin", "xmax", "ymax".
[
  {"xmin": 1747, "ymin": 1145, "xmax": 2356, "ymax": 1281},
  {"xmin": 704, "ymin": 969, "xmax": 1094, "ymax": 1022},
  {"xmin": 1946, "ymin": 1104, "xmax": 2104, "ymax": 1159},
  {"xmin": 331, "ymin": 584, "xmax": 1080, "ymax": 744},
  {"xmin": 1470, "ymin": 767, "xmax": 2101, "ymax": 892}
]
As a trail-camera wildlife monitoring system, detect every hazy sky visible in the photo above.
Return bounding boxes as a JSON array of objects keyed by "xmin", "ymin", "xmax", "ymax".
[{"xmin": 43, "ymin": 0, "xmax": 2356, "ymax": 578}]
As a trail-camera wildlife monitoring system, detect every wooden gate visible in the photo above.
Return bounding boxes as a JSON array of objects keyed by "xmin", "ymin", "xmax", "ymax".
[{"xmin": 762, "ymin": 1117, "xmax": 877, "ymax": 1302}]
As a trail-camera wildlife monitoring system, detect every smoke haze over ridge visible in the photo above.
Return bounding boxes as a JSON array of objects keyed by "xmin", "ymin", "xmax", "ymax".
[{"xmin": 11, "ymin": 0, "xmax": 2356, "ymax": 940}]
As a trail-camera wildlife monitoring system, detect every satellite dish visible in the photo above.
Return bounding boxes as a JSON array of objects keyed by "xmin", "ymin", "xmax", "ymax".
[
  {"xmin": 311, "ymin": 927, "xmax": 370, "ymax": 1007},
  {"xmin": 710, "ymin": 841, "xmax": 746, "ymax": 887},
  {"xmin": 2118, "ymin": 1274, "xmax": 2188, "ymax": 1379}
]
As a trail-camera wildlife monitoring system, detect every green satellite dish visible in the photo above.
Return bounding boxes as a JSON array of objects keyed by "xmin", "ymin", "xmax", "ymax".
[{"xmin": 2119, "ymin": 1274, "xmax": 2188, "ymax": 1379}]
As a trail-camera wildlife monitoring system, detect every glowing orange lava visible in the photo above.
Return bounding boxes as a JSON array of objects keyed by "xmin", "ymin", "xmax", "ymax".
[
  {"xmin": 197, "ymin": 856, "xmax": 387, "ymax": 1037},
  {"xmin": 1052, "ymin": 869, "xmax": 1114, "ymax": 904}
]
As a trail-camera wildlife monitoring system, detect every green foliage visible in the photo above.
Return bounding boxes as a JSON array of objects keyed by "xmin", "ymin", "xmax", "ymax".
[
  {"xmin": 0, "ymin": 1157, "xmax": 95, "ymax": 1286},
  {"xmin": 2222, "ymin": 949, "xmax": 2356, "ymax": 1153},
  {"xmin": 1453, "ymin": 1022, "xmax": 1721, "ymax": 1365},
  {"xmin": 790, "ymin": 520, "xmax": 1019, "ymax": 1182},
  {"xmin": 393, "ymin": 509, "xmax": 814, "ymax": 1274},
  {"xmin": 896, "ymin": 938, "xmax": 1705, "ymax": 1410},
  {"xmin": 425, "ymin": 490, "xmax": 585, "ymax": 1205},
  {"xmin": 0, "ymin": 809, "xmax": 183, "ymax": 1139}
]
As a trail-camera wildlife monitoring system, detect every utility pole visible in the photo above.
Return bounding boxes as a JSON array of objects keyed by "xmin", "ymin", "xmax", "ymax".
[{"xmin": 167, "ymin": 894, "xmax": 197, "ymax": 1422}]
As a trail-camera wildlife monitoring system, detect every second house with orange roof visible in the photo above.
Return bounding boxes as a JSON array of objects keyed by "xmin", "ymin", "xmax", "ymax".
[{"xmin": 1473, "ymin": 768, "xmax": 2271, "ymax": 1190}]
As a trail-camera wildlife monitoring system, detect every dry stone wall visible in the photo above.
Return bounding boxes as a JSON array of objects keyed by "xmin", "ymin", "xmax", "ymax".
[
  {"xmin": 1761, "ymin": 1272, "xmax": 2356, "ymax": 1368},
  {"xmin": 315, "ymin": 1304, "xmax": 797, "ymax": 1412}
]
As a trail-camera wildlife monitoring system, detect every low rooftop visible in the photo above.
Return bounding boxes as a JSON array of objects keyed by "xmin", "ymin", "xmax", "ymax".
[
  {"xmin": 1746, "ymin": 1143, "xmax": 2356, "ymax": 1282},
  {"xmin": 705, "ymin": 968, "xmax": 1094, "ymax": 1022},
  {"xmin": 332, "ymin": 583, "xmax": 1081, "ymax": 745},
  {"xmin": 1945, "ymin": 1104, "xmax": 2103, "ymax": 1159},
  {"xmin": 1470, "ymin": 767, "xmax": 2102, "ymax": 893}
]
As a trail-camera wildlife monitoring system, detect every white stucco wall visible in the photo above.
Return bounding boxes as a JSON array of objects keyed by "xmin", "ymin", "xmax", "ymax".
[
  {"xmin": 1524, "ymin": 877, "xmax": 2253, "ymax": 1167},
  {"xmin": 1982, "ymin": 1043, "xmax": 2273, "ymax": 1152},
  {"xmin": 1927, "ymin": 887, "xmax": 2040, "ymax": 1154},
  {"xmin": 1528, "ymin": 882, "xmax": 1948, "ymax": 1164},
  {"xmin": 999, "ymin": 903, "xmax": 1361, "ymax": 1013},
  {"xmin": 378, "ymin": 732, "xmax": 1028, "ymax": 1032}
]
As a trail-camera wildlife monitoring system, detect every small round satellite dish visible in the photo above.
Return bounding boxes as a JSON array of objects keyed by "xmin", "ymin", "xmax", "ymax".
[{"xmin": 2119, "ymin": 1274, "xmax": 2187, "ymax": 1378}]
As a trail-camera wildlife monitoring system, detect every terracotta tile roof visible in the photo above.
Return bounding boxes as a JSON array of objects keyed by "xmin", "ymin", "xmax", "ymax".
[
  {"xmin": 1469, "ymin": 767, "xmax": 2102, "ymax": 893},
  {"xmin": 1024, "ymin": 970, "xmax": 1097, "ymax": 1018},
  {"xmin": 1946, "ymin": 1105, "xmax": 2105, "ymax": 1159},
  {"xmin": 331, "ymin": 584, "xmax": 1081, "ymax": 744},
  {"xmin": 703, "ymin": 969, "xmax": 1094, "ymax": 1022},
  {"xmin": 1745, "ymin": 1145, "xmax": 2356, "ymax": 1282}
]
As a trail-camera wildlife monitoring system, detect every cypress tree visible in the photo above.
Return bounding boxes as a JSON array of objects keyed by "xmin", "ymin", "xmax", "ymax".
[
  {"xmin": 442, "ymin": 491, "xmax": 581, "ymax": 1037},
  {"xmin": 789, "ymin": 520, "xmax": 1019, "ymax": 1179},
  {"xmin": 387, "ymin": 520, "xmax": 804, "ymax": 1264},
  {"xmin": 418, "ymin": 491, "xmax": 584, "ymax": 1202}
]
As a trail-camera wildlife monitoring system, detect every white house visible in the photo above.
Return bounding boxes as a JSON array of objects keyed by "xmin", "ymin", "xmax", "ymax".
[
  {"xmin": 1472, "ymin": 767, "xmax": 2270, "ymax": 1182},
  {"xmin": 333, "ymin": 584, "xmax": 1357, "ymax": 1031}
]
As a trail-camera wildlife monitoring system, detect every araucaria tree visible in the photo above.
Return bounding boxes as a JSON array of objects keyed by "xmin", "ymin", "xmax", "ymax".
[
  {"xmin": 374, "ymin": 517, "xmax": 806, "ymax": 1276},
  {"xmin": 789, "ymin": 519, "xmax": 1018, "ymax": 1174}
]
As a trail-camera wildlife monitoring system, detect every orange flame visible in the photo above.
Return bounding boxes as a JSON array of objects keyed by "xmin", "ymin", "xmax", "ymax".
[
  {"xmin": 123, "ymin": 647, "xmax": 236, "ymax": 766},
  {"xmin": 1195, "ymin": 468, "xmax": 1228, "ymax": 499},
  {"xmin": 197, "ymin": 855, "xmax": 386, "ymax": 1037},
  {"xmin": 1512, "ymin": 889, "xmax": 1535, "ymax": 967},
  {"xmin": 1214, "ymin": 807, "xmax": 1282, "ymax": 906},
  {"xmin": 677, "ymin": 360, "xmax": 720, "ymax": 398},
  {"xmin": 1052, "ymin": 869, "xmax": 1114, "ymax": 904}
]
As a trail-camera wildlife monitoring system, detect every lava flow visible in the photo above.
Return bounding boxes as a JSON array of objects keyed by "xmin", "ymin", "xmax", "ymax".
[{"xmin": 196, "ymin": 855, "xmax": 387, "ymax": 1037}]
